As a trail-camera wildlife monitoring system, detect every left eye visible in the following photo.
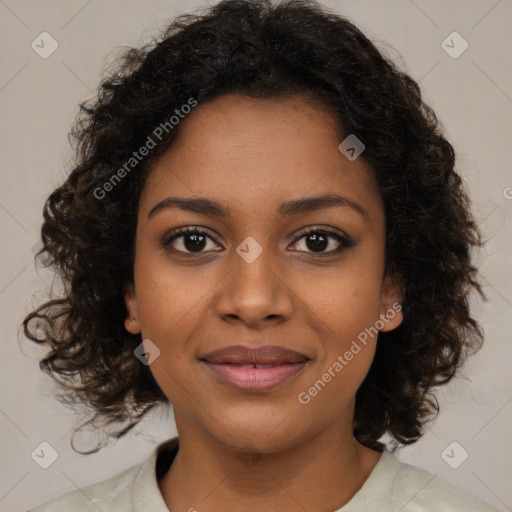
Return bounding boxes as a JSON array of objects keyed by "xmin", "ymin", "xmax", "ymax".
[{"xmin": 290, "ymin": 229, "xmax": 353, "ymax": 254}]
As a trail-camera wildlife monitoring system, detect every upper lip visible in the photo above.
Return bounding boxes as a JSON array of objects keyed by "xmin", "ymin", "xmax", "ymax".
[{"xmin": 200, "ymin": 345, "xmax": 309, "ymax": 364}]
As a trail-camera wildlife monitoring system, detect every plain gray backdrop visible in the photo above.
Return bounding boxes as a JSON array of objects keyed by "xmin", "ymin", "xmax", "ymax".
[{"xmin": 0, "ymin": 0, "xmax": 511, "ymax": 510}]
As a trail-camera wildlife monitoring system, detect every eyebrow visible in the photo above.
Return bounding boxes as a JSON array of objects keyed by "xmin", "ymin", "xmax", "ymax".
[{"xmin": 148, "ymin": 194, "xmax": 370, "ymax": 224}]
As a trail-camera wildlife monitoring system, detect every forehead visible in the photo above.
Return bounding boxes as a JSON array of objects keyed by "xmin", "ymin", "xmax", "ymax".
[{"xmin": 139, "ymin": 94, "xmax": 383, "ymax": 227}]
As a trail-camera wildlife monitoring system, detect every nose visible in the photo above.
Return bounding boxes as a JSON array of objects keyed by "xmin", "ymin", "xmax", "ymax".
[{"xmin": 214, "ymin": 242, "xmax": 294, "ymax": 328}]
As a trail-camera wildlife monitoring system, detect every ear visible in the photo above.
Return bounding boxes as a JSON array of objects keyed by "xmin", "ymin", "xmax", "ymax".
[
  {"xmin": 378, "ymin": 272, "xmax": 404, "ymax": 332},
  {"xmin": 123, "ymin": 282, "xmax": 141, "ymax": 334}
]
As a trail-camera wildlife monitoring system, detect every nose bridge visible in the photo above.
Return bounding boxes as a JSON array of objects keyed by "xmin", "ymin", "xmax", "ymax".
[
  {"xmin": 234, "ymin": 235, "xmax": 273, "ymax": 288},
  {"xmin": 232, "ymin": 234, "xmax": 278, "ymax": 301}
]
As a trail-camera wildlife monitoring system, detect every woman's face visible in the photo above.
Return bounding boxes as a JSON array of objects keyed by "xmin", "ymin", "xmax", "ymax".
[{"xmin": 124, "ymin": 93, "xmax": 403, "ymax": 453}]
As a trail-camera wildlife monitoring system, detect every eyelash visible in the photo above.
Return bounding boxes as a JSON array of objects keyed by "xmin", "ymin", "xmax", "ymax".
[{"xmin": 161, "ymin": 226, "xmax": 354, "ymax": 257}]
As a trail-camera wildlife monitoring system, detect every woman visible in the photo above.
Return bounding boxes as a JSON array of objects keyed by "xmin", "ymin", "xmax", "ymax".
[{"xmin": 23, "ymin": 0, "xmax": 502, "ymax": 510}]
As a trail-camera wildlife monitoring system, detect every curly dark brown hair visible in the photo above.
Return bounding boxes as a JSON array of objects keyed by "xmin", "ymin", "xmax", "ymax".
[{"xmin": 22, "ymin": 0, "xmax": 487, "ymax": 454}]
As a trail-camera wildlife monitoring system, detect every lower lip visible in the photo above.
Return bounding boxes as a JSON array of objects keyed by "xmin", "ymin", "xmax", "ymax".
[{"xmin": 202, "ymin": 361, "xmax": 309, "ymax": 392}]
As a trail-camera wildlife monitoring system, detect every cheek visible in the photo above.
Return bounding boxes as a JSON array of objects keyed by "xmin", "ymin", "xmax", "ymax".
[
  {"xmin": 297, "ymin": 332, "xmax": 377, "ymax": 416},
  {"xmin": 134, "ymin": 251, "xmax": 207, "ymax": 339},
  {"xmin": 293, "ymin": 260, "xmax": 384, "ymax": 339},
  {"xmin": 133, "ymin": 263, "xmax": 201, "ymax": 403}
]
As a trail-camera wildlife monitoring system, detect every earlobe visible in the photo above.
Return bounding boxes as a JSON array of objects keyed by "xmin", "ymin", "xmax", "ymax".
[
  {"xmin": 378, "ymin": 272, "xmax": 404, "ymax": 332},
  {"xmin": 123, "ymin": 282, "xmax": 141, "ymax": 334}
]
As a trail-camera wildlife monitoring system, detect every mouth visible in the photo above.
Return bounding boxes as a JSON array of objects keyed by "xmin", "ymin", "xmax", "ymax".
[
  {"xmin": 201, "ymin": 361, "xmax": 310, "ymax": 392},
  {"xmin": 199, "ymin": 345, "xmax": 310, "ymax": 392}
]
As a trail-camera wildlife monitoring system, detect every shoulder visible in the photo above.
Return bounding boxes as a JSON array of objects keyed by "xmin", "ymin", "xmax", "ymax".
[
  {"xmin": 25, "ymin": 463, "xmax": 142, "ymax": 512},
  {"xmin": 376, "ymin": 451, "xmax": 503, "ymax": 511},
  {"xmin": 25, "ymin": 437, "xmax": 179, "ymax": 512}
]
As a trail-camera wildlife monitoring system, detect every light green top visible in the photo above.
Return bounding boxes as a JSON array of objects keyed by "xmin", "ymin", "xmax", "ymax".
[{"xmin": 27, "ymin": 437, "xmax": 502, "ymax": 511}]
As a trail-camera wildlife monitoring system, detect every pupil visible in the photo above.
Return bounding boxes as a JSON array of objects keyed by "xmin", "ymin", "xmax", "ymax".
[
  {"xmin": 185, "ymin": 234, "xmax": 206, "ymax": 252},
  {"xmin": 307, "ymin": 233, "xmax": 327, "ymax": 252}
]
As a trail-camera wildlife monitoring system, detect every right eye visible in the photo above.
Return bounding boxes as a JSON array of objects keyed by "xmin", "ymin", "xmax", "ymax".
[{"xmin": 162, "ymin": 226, "xmax": 223, "ymax": 255}]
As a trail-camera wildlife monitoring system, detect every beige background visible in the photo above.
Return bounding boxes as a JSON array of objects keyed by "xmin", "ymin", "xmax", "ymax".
[{"xmin": 0, "ymin": 0, "xmax": 511, "ymax": 510}]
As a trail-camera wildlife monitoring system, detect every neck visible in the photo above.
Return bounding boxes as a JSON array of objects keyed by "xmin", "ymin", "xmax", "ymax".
[{"xmin": 158, "ymin": 415, "xmax": 382, "ymax": 512}]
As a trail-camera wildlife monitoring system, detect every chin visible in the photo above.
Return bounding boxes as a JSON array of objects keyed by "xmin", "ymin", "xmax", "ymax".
[{"xmin": 206, "ymin": 411, "xmax": 313, "ymax": 454}]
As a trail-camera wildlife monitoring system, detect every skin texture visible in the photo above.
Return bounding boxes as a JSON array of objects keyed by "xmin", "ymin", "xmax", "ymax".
[{"xmin": 123, "ymin": 93, "xmax": 404, "ymax": 511}]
